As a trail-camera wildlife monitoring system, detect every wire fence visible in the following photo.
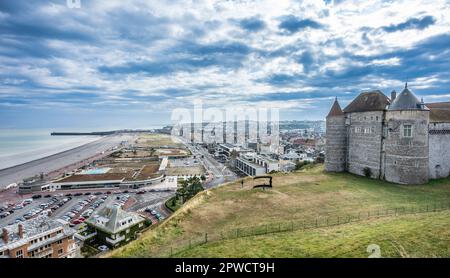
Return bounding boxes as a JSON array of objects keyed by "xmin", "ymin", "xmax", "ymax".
[{"xmin": 156, "ymin": 202, "xmax": 450, "ymax": 257}]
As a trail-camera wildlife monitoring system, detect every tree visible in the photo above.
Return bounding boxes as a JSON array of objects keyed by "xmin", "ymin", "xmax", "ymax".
[
  {"xmin": 176, "ymin": 177, "xmax": 204, "ymax": 204},
  {"xmin": 200, "ymin": 175, "xmax": 206, "ymax": 181},
  {"xmin": 295, "ymin": 160, "xmax": 311, "ymax": 170}
]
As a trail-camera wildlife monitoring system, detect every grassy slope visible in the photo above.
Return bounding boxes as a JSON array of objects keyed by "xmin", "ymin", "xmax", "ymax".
[
  {"xmin": 108, "ymin": 165, "xmax": 450, "ymax": 258},
  {"xmin": 178, "ymin": 211, "xmax": 450, "ymax": 258}
]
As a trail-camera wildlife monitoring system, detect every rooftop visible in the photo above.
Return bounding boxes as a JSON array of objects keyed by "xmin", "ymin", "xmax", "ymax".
[
  {"xmin": 343, "ymin": 90, "xmax": 390, "ymax": 113},
  {"xmin": 388, "ymin": 84, "xmax": 428, "ymax": 111},
  {"xmin": 327, "ymin": 98, "xmax": 344, "ymax": 117},
  {"xmin": 427, "ymin": 101, "xmax": 450, "ymax": 123},
  {"xmin": 0, "ymin": 217, "xmax": 73, "ymax": 250},
  {"xmin": 86, "ymin": 205, "xmax": 145, "ymax": 234}
]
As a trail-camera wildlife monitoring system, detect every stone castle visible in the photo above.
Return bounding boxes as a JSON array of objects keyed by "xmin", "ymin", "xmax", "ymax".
[{"xmin": 325, "ymin": 84, "xmax": 450, "ymax": 184}]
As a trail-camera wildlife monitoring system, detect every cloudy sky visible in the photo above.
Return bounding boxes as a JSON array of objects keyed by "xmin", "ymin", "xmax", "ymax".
[{"xmin": 1, "ymin": 0, "xmax": 450, "ymax": 130}]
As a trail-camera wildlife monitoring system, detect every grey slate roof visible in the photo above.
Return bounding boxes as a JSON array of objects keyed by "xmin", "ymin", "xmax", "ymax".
[
  {"xmin": 343, "ymin": 90, "xmax": 390, "ymax": 113},
  {"xmin": 86, "ymin": 205, "xmax": 145, "ymax": 234},
  {"xmin": 388, "ymin": 86, "xmax": 428, "ymax": 111}
]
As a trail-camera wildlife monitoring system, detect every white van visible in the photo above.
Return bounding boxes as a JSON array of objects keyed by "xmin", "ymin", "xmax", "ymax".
[
  {"xmin": 40, "ymin": 209, "xmax": 52, "ymax": 217},
  {"xmin": 22, "ymin": 199, "xmax": 33, "ymax": 205}
]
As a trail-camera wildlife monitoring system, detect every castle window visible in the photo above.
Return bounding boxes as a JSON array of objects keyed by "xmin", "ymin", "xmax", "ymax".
[{"xmin": 403, "ymin": 125, "xmax": 413, "ymax": 137}]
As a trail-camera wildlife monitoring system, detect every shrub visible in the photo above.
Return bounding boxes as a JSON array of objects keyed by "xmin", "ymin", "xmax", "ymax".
[{"xmin": 363, "ymin": 167, "xmax": 372, "ymax": 178}]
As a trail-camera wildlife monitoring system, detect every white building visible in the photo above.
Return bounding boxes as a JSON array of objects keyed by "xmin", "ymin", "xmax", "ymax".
[{"xmin": 236, "ymin": 153, "xmax": 279, "ymax": 176}]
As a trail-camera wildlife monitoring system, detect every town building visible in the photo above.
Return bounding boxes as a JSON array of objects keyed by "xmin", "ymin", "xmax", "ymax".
[
  {"xmin": 236, "ymin": 153, "xmax": 279, "ymax": 176},
  {"xmin": 280, "ymin": 150, "xmax": 307, "ymax": 162},
  {"xmin": 81, "ymin": 206, "xmax": 150, "ymax": 248},
  {"xmin": 325, "ymin": 84, "xmax": 450, "ymax": 184},
  {"xmin": 0, "ymin": 217, "xmax": 78, "ymax": 258}
]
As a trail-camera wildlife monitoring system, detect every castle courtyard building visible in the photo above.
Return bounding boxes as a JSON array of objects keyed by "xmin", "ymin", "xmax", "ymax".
[{"xmin": 325, "ymin": 84, "xmax": 450, "ymax": 184}]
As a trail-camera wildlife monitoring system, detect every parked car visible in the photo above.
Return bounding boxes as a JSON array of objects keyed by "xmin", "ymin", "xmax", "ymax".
[
  {"xmin": 13, "ymin": 205, "xmax": 24, "ymax": 210},
  {"xmin": 44, "ymin": 194, "xmax": 52, "ymax": 198},
  {"xmin": 71, "ymin": 219, "xmax": 83, "ymax": 225},
  {"xmin": 106, "ymin": 191, "xmax": 112, "ymax": 195},
  {"xmin": 94, "ymin": 192, "xmax": 102, "ymax": 195},
  {"xmin": 84, "ymin": 192, "xmax": 91, "ymax": 196},
  {"xmin": 65, "ymin": 193, "xmax": 73, "ymax": 197},
  {"xmin": 32, "ymin": 194, "xmax": 42, "ymax": 199},
  {"xmin": 0, "ymin": 212, "xmax": 10, "ymax": 218},
  {"xmin": 22, "ymin": 199, "xmax": 33, "ymax": 205},
  {"xmin": 136, "ymin": 190, "xmax": 145, "ymax": 195},
  {"xmin": 74, "ymin": 192, "xmax": 82, "ymax": 196}
]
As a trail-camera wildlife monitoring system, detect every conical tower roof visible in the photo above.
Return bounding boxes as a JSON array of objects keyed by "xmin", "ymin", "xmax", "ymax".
[
  {"xmin": 389, "ymin": 83, "xmax": 428, "ymax": 111},
  {"xmin": 327, "ymin": 97, "xmax": 344, "ymax": 117}
]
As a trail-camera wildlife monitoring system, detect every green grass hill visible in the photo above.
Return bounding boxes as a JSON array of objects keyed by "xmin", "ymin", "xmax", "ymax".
[{"xmin": 107, "ymin": 165, "xmax": 450, "ymax": 258}]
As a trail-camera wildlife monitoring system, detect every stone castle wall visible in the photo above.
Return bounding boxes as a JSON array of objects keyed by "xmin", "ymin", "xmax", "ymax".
[
  {"xmin": 346, "ymin": 111, "xmax": 384, "ymax": 178},
  {"xmin": 383, "ymin": 110, "xmax": 429, "ymax": 184},
  {"xmin": 429, "ymin": 122, "xmax": 450, "ymax": 179},
  {"xmin": 325, "ymin": 115, "xmax": 346, "ymax": 172}
]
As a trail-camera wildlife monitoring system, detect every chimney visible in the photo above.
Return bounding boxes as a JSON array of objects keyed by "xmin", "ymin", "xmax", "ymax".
[
  {"xmin": 2, "ymin": 228, "xmax": 8, "ymax": 244},
  {"xmin": 391, "ymin": 90, "xmax": 397, "ymax": 102},
  {"xmin": 18, "ymin": 224, "xmax": 24, "ymax": 239}
]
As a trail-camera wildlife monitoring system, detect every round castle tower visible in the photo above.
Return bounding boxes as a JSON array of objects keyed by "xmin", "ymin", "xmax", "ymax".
[
  {"xmin": 383, "ymin": 84, "xmax": 430, "ymax": 184},
  {"xmin": 325, "ymin": 98, "xmax": 347, "ymax": 172}
]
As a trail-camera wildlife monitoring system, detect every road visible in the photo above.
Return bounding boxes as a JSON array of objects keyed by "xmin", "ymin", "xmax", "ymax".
[
  {"xmin": 180, "ymin": 137, "xmax": 238, "ymax": 188},
  {"xmin": 0, "ymin": 134, "xmax": 134, "ymax": 190}
]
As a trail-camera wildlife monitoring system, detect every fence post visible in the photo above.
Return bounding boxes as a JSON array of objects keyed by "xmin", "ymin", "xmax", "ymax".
[
  {"xmin": 358, "ymin": 212, "xmax": 361, "ymax": 220},
  {"xmin": 338, "ymin": 216, "xmax": 340, "ymax": 225},
  {"xmin": 205, "ymin": 233, "xmax": 208, "ymax": 243},
  {"xmin": 170, "ymin": 247, "xmax": 173, "ymax": 257},
  {"xmin": 189, "ymin": 239, "xmax": 191, "ymax": 249}
]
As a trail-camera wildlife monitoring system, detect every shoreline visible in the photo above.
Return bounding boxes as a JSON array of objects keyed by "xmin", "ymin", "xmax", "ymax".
[
  {"xmin": 0, "ymin": 134, "xmax": 134, "ymax": 189},
  {"xmin": 0, "ymin": 136, "xmax": 103, "ymax": 171},
  {"xmin": 0, "ymin": 136, "xmax": 104, "ymax": 173}
]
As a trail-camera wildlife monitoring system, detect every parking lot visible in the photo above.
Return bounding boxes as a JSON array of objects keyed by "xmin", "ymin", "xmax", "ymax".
[{"xmin": 0, "ymin": 188, "xmax": 176, "ymax": 230}]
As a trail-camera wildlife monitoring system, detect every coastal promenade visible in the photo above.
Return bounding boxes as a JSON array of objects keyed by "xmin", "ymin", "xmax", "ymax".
[{"xmin": 0, "ymin": 134, "xmax": 133, "ymax": 190}]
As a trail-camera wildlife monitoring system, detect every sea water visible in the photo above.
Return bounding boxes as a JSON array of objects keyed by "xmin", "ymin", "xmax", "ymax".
[{"xmin": 0, "ymin": 128, "xmax": 101, "ymax": 170}]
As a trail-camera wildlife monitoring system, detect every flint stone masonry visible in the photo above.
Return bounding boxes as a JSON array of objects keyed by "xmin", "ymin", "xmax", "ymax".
[
  {"xmin": 429, "ymin": 123, "xmax": 450, "ymax": 179},
  {"xmin": 325, "ymin": 87, "xmax": 450, "ymax": 185}
]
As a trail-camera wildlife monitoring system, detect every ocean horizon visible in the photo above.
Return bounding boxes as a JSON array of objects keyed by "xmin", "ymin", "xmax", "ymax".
[{"xmin": 0, "ymin": 126, "xmax": 165, "ymax": 170}]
